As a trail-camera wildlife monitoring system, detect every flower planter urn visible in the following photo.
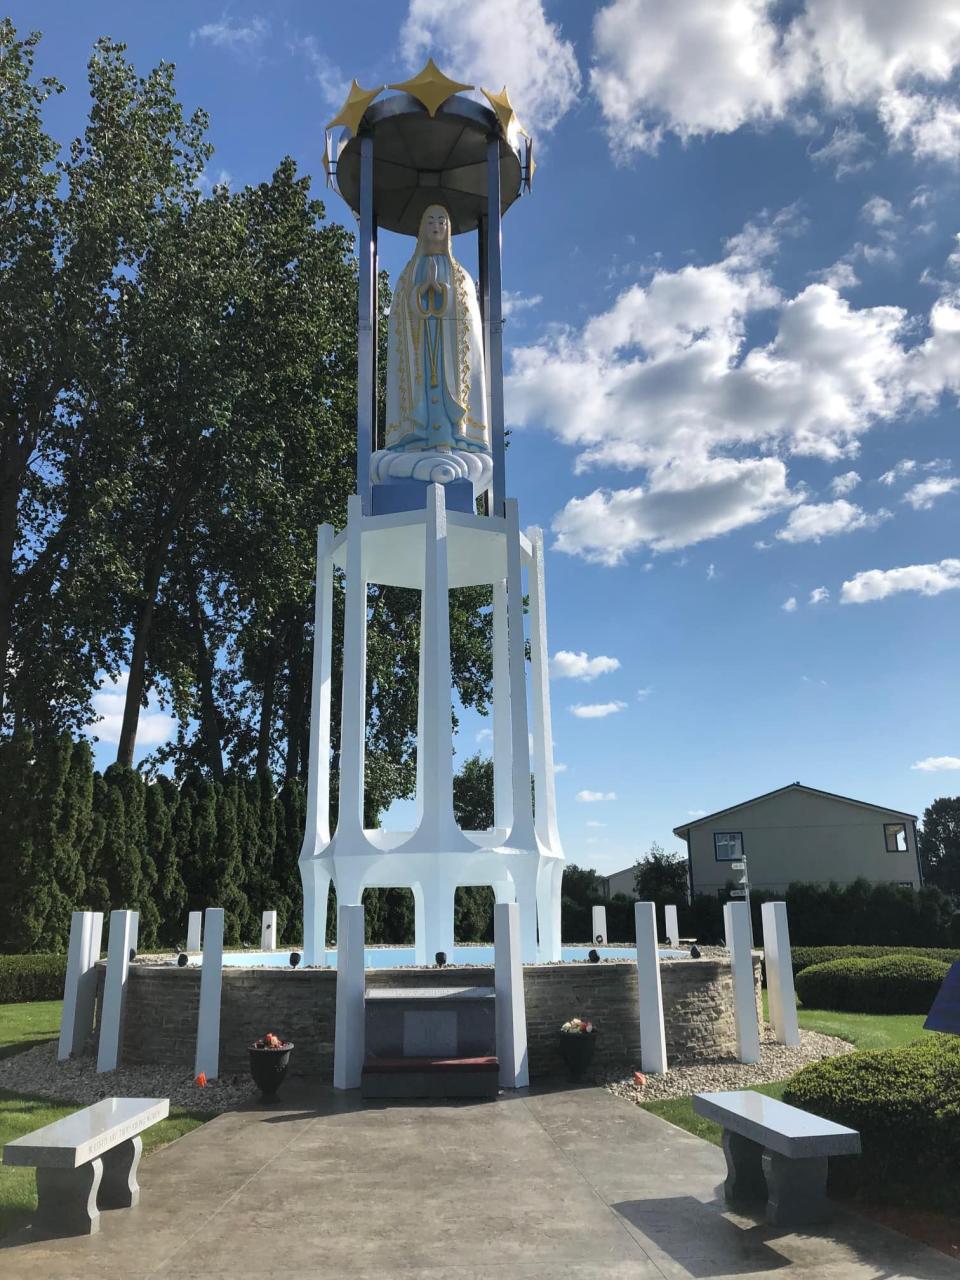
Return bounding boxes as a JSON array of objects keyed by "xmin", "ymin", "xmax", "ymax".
[
  {"xmin": 248, "ymin": 1042, "xmax": 294, "ymax": 1101},
  {"xmin": 558, "ymin": 1030, "xmax": 597, "ymax": 1081}
]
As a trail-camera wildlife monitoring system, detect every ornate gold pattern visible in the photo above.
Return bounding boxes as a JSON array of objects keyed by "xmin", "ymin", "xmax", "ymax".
[
  {"xmin": 325, "ymin": 80, "xmax": 385, "ymax": 137},
  {"xmin": 389, "ymin": 58, "xmax": 473, "ymax": 117}
]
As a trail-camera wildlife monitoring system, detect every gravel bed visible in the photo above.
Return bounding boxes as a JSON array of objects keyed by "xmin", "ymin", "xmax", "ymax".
[
  {"xmin": 0, "ymin": 1041, "xmax": 256, "ymax": 1113},
  {"xmin": 606, "ymin": 1027, "xmax": 855, "ymax": 1105}
]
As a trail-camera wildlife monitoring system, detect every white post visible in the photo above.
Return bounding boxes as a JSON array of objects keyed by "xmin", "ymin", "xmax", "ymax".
[
  {"xmin": 492, "ymin": 580, "xmax": 513, "ymax": 834},
  {"xmin": 97, "ymin": 910, "xmax": 138, "ymax": 1073},
  {"xmin": 634, "ymin": 903, "xmax": 667, "ymax": 1074},
  {"xmin": 724, "ymin": 900, "xmax": 761, "ymax": 1065},
  {"xmin": 194, "ymin": 908, "xmax": 224, "ymax": 1080},
  {"xmin": 334, "ymin": 495, "xmax": 368, "ymax": 843},
  {"xmin": 186, "ymin": 911, "xmax": 202, "ymax": 953},
  {"xmin": 303, "ymin": 524, "xmax": 334, "ymax": 849},
  {"xmin": 592, "ymin": 905, "xmax": 607, "ymax": 945},
  {"xmin": 334, "ymin": 904, "xmax": 365, "ymax": 1090},
  {"xmin": 494, "ymin": 902, "xmax": 529, "ymax": 1088},
  {"xmin": 664, "ymin": 904, "xmax": 679, "ymax": 949},
  {"xmin": 504, "ymin": 499, "xmax": 536, "ymax": 850},
  {"xmin": 410, "ymin": 484, "xmax": 471, "ymax": 851},
  {"xmin": 527, "ymin": 528, "xmax": 561, "ymax": 852},
  {"xmin": 261, "ymin": 910, "xmax": 277, "ymax": 951},
  {"xmin": 762, "ymin": 901, "xmax": 800, "ymax": 1046},
  {"xmin": 59, "ymin": 911, "xmax": 103, "ymax": 1060}
]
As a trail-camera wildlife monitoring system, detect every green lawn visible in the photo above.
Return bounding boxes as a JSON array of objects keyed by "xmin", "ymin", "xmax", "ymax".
[
  {"xmin": 642, "ymin": 999, "xmax": 931, "ymax": 1148},
  {"xmin": 0, "ymin": 1001, "xmax": 208, "ymax": 1238}
]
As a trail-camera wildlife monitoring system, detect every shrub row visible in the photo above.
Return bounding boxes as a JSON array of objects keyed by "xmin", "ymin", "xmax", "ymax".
[
  {"xmin": 0, "ymin": 954, "xmax": 68, "ymax": 1005},
  {"xmin": 791, "ymin": 944, "xmax": 960, "ymax": 978},
  {"xmin": 794, "ymin": 954, "xmax": 950, "ymax": 1014},
  {"xmin": 783, "ymin": 1035, "xmax": 960, "ymax": 1209}
]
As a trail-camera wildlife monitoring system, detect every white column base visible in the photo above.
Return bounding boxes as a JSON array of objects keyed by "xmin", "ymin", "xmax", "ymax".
[{"xmin": 495, "ymin": 902, "xmax": 529, "ymax": 1088}]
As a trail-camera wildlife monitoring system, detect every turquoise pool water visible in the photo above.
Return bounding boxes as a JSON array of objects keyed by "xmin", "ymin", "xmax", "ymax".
[{"xmin": 197, "ymin": 944, "xmax": 688, "ymax": 968}]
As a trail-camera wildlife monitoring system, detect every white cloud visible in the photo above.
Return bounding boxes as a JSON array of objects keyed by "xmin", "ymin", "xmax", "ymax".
[
  {"xmin": 880, "ymin": 90, "xmax": 960, "ymax": 162},
  {"xmin": 549, "ymin": 650, "xmax": 621, "ymax": 681},
  {"xmin": 590, "ymin": 0, "xmax": 960, "ymax": 162},
  {"xmin": 912, "ymin": 755, "xmax": 960, "ymax": 771},
  {"xmin": 809, "ymin": 121, "xmax": 874, "ymax": 177},
  {"xmin": 815, "ymin": 260, "xmax": 860, "ymax": 289},
  {"xmin": 554, "ymin": 761, "xmax": 568, "ymax": 773},
  {"xmin": 841, "ymin": 558, "xmax": 960, "ymax": 603},
  {"xmin": 475, "ymin": 727, "xmax": 493, "ymax": 744},
  {"xmin": 782, "ymin": 596, "xmax": 798, "ymax": 612},
  {"xmin": 502, "ymin": 291, "xmax": 543, "ymax": 318},
  {"xmin": 902, "ymin": 476, "xmax": 960, "ymax": 510},
  {"xmin": 577, "ymin": 789, "xmax": 617, "ymax": 802},
  {"xmin": 297, "ymin": 36, "xmax": 345, "ymax": 106},
  {"xmin": 830, "ymin": 470, "xmax": 861, "ymax": 495},
  {"xmin": 586, "ymin": 820, "xmax": 607, "ymax": 828},
  {"xmin": 552, "ymin": 456, "xmax": 800, "ymax": 564},
  {"xmin": 776, "ymin": 499, "xmax": 890, "ymax": 543},
  {"xmin": 688, "ymin": 808, "xmax": 707, "ymax": 817},
  {"xmin": 191, "ymin": 16, "xmax": 269, "ymax": 57},
  {"xmin": 861, "ymin": 195, "xmax": 898, "ymax": 226},
  {"xmin": 879, "ymin": 458, "xmax": 917, "ymax": 485},
  {"xmin": 569, "ymin": 700, "xmax": 627, "ymax": 719},
  {"xmin": 809, "ymin": 586, "xmax": 830, "ymax": 604},
  {"xmin": 401, "ymin": 0, "xmax": 581, "ymax": 134},
  {"xmin": 636, "ymin": 687, "xmax": 652, "ymax": 700},
  {"xmin": 88, "ymin": 673, "xmax": 177, "ymax": 749}
]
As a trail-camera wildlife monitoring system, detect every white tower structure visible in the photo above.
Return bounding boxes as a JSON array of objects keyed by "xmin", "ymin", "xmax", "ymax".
[{"xmin": 299, "ymin": 63, "xmax": 562, "ymax": 965}]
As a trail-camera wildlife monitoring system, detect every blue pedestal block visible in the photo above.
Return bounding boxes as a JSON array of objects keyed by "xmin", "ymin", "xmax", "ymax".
[{"xmin": 371, "ymin": 478, "xmax": 475, "ymax": 515}]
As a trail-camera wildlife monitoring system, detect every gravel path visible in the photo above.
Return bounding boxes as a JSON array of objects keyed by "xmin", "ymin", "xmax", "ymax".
[
  {"xmin": 0, "ymin": 1041, "xmax": 256, "ymax": 1113},
  {"xmin": 607, "ymin": 1026, "xmax": 855, "ymax": 1105}
]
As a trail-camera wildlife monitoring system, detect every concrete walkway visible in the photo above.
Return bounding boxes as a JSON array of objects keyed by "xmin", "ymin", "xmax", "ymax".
[{"xmin": 3, "ymin": 1084, "xmax": 957, "ymax": 1279}]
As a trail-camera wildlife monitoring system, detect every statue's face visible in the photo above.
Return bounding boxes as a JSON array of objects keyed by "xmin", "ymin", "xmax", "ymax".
[{"xmin": 422, "ymin": 207, "xmax": 449, "ymax": 248}]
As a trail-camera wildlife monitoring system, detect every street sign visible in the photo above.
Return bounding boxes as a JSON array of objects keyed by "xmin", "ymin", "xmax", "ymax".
[
  {"xmin": 729, "ymin": 888, "xmax": 747, "ymax": 898},
  {"xmin": 731, "ymin": 861, "xmax": 746, "ymax": 871}
]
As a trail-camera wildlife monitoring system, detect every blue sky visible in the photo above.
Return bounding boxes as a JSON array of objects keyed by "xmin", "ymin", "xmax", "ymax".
[{"xmin": 15, "ymin": 0, "xmax": 960, "ymax": 875}]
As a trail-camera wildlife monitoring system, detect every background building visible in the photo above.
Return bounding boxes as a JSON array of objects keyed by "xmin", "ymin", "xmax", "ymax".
[{"xmin": 673, "ymin": 783, "xmax": 921, "ymax": 896}]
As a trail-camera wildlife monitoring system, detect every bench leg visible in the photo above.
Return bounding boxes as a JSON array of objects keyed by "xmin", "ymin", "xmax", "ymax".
[
  {"xmin": 762, "ymin": 1150, "xmax": 830, "ymax": 1226},
  {"xmin": 721, "ymin": 1130, "xmax": 767, "ymax": 1204},
  {"xmin": 100, "ymin": 1135, "xmax": 143, "ymax": 1209},
  {"xmin": 35, "ymin": 1159, "xmax": 103, "ymax": 1236}
]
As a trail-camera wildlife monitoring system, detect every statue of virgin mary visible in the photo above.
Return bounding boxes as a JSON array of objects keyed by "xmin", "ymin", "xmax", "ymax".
[{"xmin": 372, "ymin": 205, "xmax": 492, "ymax": 499}]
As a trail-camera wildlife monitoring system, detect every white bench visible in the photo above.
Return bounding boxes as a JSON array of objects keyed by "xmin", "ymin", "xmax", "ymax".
[
  {"xmin": 693, "ymin": 1089, "xmax": 860, "ymax": 1226},
  {"xmin": 3, "ymin": 1096, "xmax": 169, "ymax": 1236}
]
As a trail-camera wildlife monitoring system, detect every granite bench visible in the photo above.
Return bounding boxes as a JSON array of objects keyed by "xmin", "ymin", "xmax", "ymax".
[
  {"xmin": 3, "ymin": 1096, "xmax": 169, "ymax": 1236},
  {"xmin": 693, "ymin": 1089, "xmax": 861, "ymax": 1227}
]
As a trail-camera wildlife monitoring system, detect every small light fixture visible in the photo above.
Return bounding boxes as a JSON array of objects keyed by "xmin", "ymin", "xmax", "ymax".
[
  {"xmin": 435, "ymin": 951, "xmax": 447, "ymax": 968},
  {"xmin": 690, "ymin": 945, "xmax": 701, "ymax": 959},
  {"xmin": 177, "ymin": 952, "xmax": 189, "ymax": 968},
  {"xmin": 595, "ymin": 934, "xmax": 604, "ymax": 945},
  {"xmin": 129, "ymin": 947, "xmax": 137, "ymax": 963},
  {"xmin": 289, "ymin": 951, "xmax": 301, "ymax": 968},
  {"xmin": 588, "ymin": 949, "xmax": 600, "ymax": 964}
]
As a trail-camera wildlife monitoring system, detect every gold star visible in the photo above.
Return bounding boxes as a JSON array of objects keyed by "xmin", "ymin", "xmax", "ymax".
[
  {"xmin": 325, "ymin": 80, "xmax": 385, "ymax": 137},
  {"xmin": 389, "ymin": 58, "xmax": 473, "ymax": 117},
  {"xmin": 481, "ymin": 85, "xmax": 528, "ymax": 141}
]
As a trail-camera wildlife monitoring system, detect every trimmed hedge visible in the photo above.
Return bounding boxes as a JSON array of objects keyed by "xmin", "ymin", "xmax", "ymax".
[
  {"xmin": 791, "ymin": 944, "xmax": 960, "ymax": 978},
  {"xmin": 795, "ymin": 954, "xmax": 950, "ymax": 1014},
  {"xmin": 783, "ymin": 1036, "xmax": 960, "ymax": 1207},
  {"xmin": 0, "ymin": 954, "xmax": 67, "ymax": 1004}
]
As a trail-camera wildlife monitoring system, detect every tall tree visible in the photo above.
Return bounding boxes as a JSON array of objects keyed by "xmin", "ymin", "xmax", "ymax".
[
  {"xmin": 919, "ymin": 797, "xmax": 960, "ymax": 893},
  {"xmin": 633, "ymin": 843, "xmax": 690, "ymax": 903},
  {"xmin": 1, "ymin": 24, "xmax": 210, "ymax": 734}
]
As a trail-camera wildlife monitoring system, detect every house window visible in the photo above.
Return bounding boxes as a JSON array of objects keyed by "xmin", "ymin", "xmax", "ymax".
[
  {"xmin": 714, "ymin": 831, "xmax": 744, "ymax": 861},
  {"xmin": 884, "ymin": 823, "xmax": 908, "ymax": 853}
]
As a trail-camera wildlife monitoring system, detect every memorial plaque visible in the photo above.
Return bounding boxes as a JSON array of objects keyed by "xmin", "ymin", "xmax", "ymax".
[{"xmin": 924, "ymin": 961, "xmax": 960, "ymax": 1035}]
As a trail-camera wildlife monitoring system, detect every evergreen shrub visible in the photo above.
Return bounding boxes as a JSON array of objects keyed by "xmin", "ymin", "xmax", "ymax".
[
  {"xmin": 795, "ymin": 954, "xmax": 950, "ymax": 1014},
  {"xmin": 0, "ymin": 954, "xmax": 67, "ymax": 1004},
  {"xmin": 783, "ymin": 1036, "xmax": 960, "ymax": 1207},
  {"xmin": 791, "ymin": 944, "xmax": 960, "ymax": 978}
]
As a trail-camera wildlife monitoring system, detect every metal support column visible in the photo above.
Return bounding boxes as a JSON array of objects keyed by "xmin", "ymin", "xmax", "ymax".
[
  {"xmin": 478, "ymin": 216, "xmax": 490, "ymax": 516},
  {"xmin": 485, "ymin": 136, "xmax": 506, "ymax": 517},
  {"xmin": 357, "ymin": 133, "xmax": 376, "ymax": 512}
]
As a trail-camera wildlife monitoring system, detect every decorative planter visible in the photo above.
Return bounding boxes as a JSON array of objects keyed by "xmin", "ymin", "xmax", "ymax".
[
  {"xmin": 248, "ymin": 1043, "xmax": 294, "ymax": 1100},
  {"xmin": 558, "ymin": 1030, "xmax": 597, "ymax": 1081}
]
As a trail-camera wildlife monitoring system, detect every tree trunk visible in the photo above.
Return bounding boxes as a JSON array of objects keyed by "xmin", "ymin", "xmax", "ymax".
[
  {"xmin": 187, "ymin": 567, "xmax": 224, "ymax": 781},
  {"xmin": 0, "ymin": 438, "xmax": 30, "ymax": 725},
  {"xmin": 284, "ymin": 615, "xmax": 306, "ymax": 781},
  {"xmin": 256, "ymin": 639, "xmax": 280, "ymax": 775}
]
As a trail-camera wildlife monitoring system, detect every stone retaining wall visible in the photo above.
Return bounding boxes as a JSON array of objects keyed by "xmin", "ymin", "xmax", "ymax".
[{"xmin": 116, "ymin": 955, "xmax": 762, "ymax": 1080}]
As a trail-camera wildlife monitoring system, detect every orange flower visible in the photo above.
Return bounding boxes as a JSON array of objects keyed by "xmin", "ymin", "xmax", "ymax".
[
  {"xmin": 633, "ymin": 1071, "xmax": 646, "ymax": 1088},
  {"xmin": 195, "ymin": 1072, "xmax": 207, "ymax": 1088}
]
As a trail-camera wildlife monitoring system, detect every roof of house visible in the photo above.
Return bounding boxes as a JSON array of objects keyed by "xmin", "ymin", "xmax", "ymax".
[{"xmin": 672, "ymin": 782, "xmax": 916, "ymax": 839}]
